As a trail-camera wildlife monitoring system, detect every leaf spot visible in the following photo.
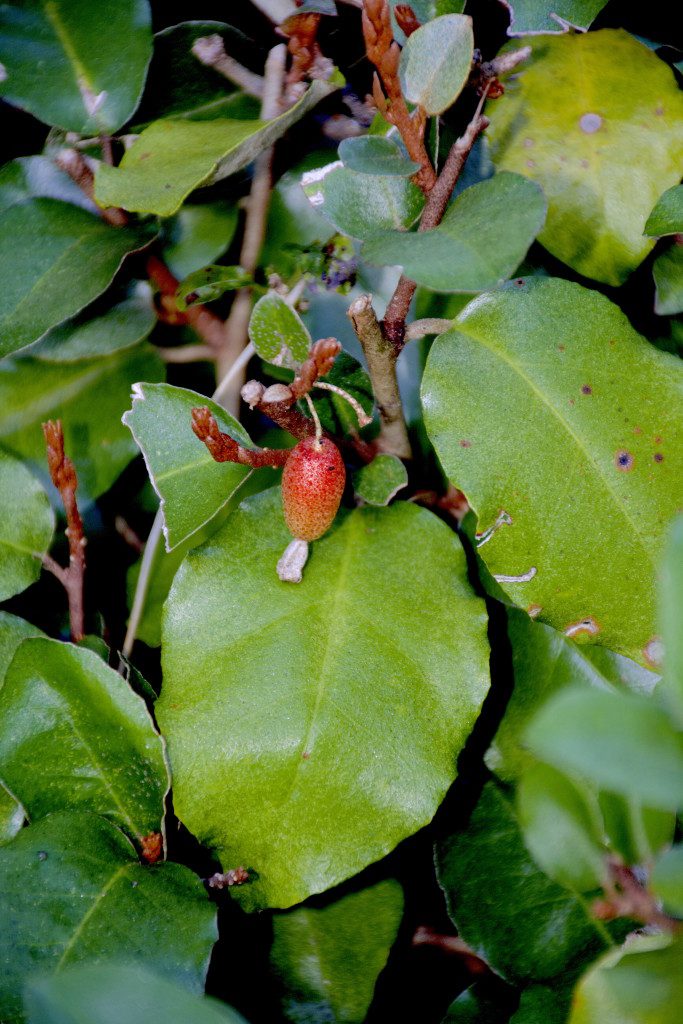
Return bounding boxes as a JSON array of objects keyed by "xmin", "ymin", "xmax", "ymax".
[
  {"xmin": 579, "ymin": 113, "xmax": 602, "ymax": 133},
  {"xmin": 526, "ymin": 159, "xmax": 536, "ymax": 168},
  {"xmin": 654, "ymin": 452, "xmax": 664, "ymax": 462},
  {"xmin": 37, "ymin": 851, "xmax": 48, "ymax": 861},
  {"xmin": 643, "ymin": 637, "xmax": 663, "ymax": 668},
  {"xmin": 476, "ymin": 509, "xmax": 512, "ymax": 547},
  {"xmin": 527, "ymin": 604, "xmax": 542, "ymax": 618},
  {"xmin": 564, "ymin": 616, "xmax": 600, "ymax": 638},
  {"xmin": 523, "ymin": 137, "xmax": 534, "ymax": 148},
  {"xmin": 493, "ymin": 566, "xmax": 536, "ymax": 584},
  {"xmin": 459, "ymin": 439, "xmax": 472, "ymax": 448},
  {"xmin": 581, "ymin": 384, "xmax": 592, "ymax": 395},
  {"xmin": 615, "ymin": 449, "xmax": 634, "ymax": 471}
]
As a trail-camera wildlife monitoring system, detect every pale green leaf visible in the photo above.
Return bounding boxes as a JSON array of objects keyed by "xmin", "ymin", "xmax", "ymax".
[
  {"xmin": 436, "ymin": 781, "xmax": 614, "ymax": 984},
  {"xmin": 0, "ymin": 811, "xmax": 217, "ymax": 1024},
  {"xmin": 162, "ymin": 204, "xmax": 239, "ymax": 280},
  {"xmin": 338, "ymin": 136, "xmax": 421, "ymax": 177},
  {"xmin": 399, "ymin": 15, "xmax": 474, "ymax": 115},
  {"xmin": 25, "ymin": 964, "xmax": 247, "ymax": 1024},
  {"xmin": 28, "ymin": 288, "xmax": 155, "ymax": 362},
  {"xmin": 123, "ymin": 383, "xmax": 253, "ymax": 551},
  {"xmin": 176, "ymin": 266, "xmax": 252, "ymax": 311},
  {"xmin": 525, "ymin": 686, "xmax": 683, "ymax": 810},
  {"xmin": 651, "ymin": 845, "xmax": 683, "ymax": 917},
  {"xmin": 302, "ymin": 162, "xmax": 424, "ymax": 240},
  {"xmin": 0, "ymin": 199, "xmax": 155, "ymax": 358},
  {"xmin": 487, "ymin": 31, "xmax": 683, "ymax": 285},
  {"xmin": 0, "ymin": 345, "xmax": 164, "ymax": 505},
  {"xmin": 0, "ymin": 156, "xmax": 97, "ymax": 216},
  {"xmin": 95, "ymin": 80, "xmax": 338, "ymax": 217},
  {"xmin": 0, "ymin": 613, "xmax": 44, "ymax": 686},
  {"xmin": 0, "ymin": 638, "xmax": 168, "ymax": 841},
  {"xmin": 353, "ymin": 455, "xmax": 408, "ymax": 506},
  {"xmin": 568, "ymin": 934, "xmax": 683, "ymax": 1024},
  {"xmin": 653, "ymin": 242, "xmax": 683, "ymax": 316},
  {"xmin": 0, "ymin": 0, "xmax": 152, "ymax": 134},
  {"xmin": 248, "ymin": 293, "xmax": 311, "ymax": 368},
  {"xmin": 421, "ymin": 277, "xmax": 683, "ymax": 665},
  {"xmin": 645, "ymin": 184, "xmax": 683, "ymax": 237},
  {"xmin": 0, "ymin": 451, "xmax": 54, "ymax": 602},
  {"xmin": 505, "ymin": 0, "xmax": 608, "ymax": 34},
  {"xmin": 271, "ymin": 880, "xmax": 403, "ymax": 1023},
  {"xmin": 159, "ymin": 489, "xmax": 490, "ymax": 909},
  {"xmin": 363, "ymin": 173, "xmax": 546, "ymax": 292}
]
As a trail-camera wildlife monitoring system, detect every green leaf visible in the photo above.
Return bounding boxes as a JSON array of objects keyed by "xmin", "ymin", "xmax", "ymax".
[
  {"xmin": 653, "ymin": 242, "xmax": 683, "ymax": 316},
  {"xmin": 338, "ymin": 136, "xmax": 421, "ymax": 177},
  {"xmin": 95, "ymin": 80, "xmax": 338, "ymax": 217},
  {"xmin": 0, "ymin": 638, "xmax": 168, "ymax": 841},
  {"xmin": 517, "ymin": 763, "xmax": 607, "ymax": 892},
  {"xmin": 568, "ymin": 934, "xmax": 683, "ymax": 1024},
  {"xmin": 363, "ymin": 173, "xmax": 546, "ymax": 292},
  {"xmin": 645, "ymin": 184, "xmax": 683, "ymax": 237},
  {"xmin": 162, "ymin": 203, "xmax": 239, "ymax": 280},
  {"xmin": 444, "ymin": 982, "xmax": 515, "ymax": 1024},
  {"xmin": 421, "ymin": 277, "xmax": 683, "ymax": 665},
  {"xmin": 309, "ymin": 352, "xmax": 374, "ymax": 436},
  {"xmin": 122, "ymin": 383, "xmax": 253, "ymax": 551},
  {"xmin": 660, "ymin": 517, "xmax": 683, "ymax": 726},
  {"xmin": 511, "ymin": 984, "xmax": 570, "ymax": 1024},
  {"xmin": 159, "ymin": 489, "xmax": 490, "ymax": 909},
  {"xmin": 525, "ymin": 686, "xmax": 683, "ymax": 810},
  {"xmin": 0, "ymin": 780, "xmax": 24, "ymax": 843},
  {"xmin": 505, "ymin": 0, "xmax": 608, "ymax": 34},
  {"xmin": 0, "ymin": 612, "xmax": 44, "ymax": 686},
  {"xmin": 25, "ymin": 964, "xmax": 247, "ymax": 1024},
  {"xmin": 176, "ymin": 266, "xmax": 252, "ymax": 311},
  {"xmin": 0, "ymin": 199, "xmax": 155, "ymax": 358},
  {"xmin": 488, "ymin": 608, "xmax": 659, "ymax": 784},
  {"xmin": 0, "ymin": 451, "xmax": 54, "ymax": 601},
  {"xmin": 271, "ymin": 880, "xmax": 403, "ymax": 1023},
  {"xmin": 28, "ymin": 288, "xmax": 155, "ymax": 362},
  {"xmin": 651, "ymin": 845, "xmax": 683, "ymax": 917},
  {"xmin": 399, "ymin": 14, "xmax": 474, "ymax": 116},
  {"xmin": 0, "ymin": 156, "xmax": 97, "ymax": 216},
  {"xmin": 0, "ymin": 345, "xmax": 164, "ymax": 506},
  {"xmin": 0, "ymin": 0, "xmax": 152, "ymax": 133},
  {"xmin": 302, "ymin": 162, "xmax": 424, "ymax": 240},
  {"xmin": 353, "ymin": 455, "xmax": 408, "ymax": 506},
  {"xmin": 435, "ymin": 781, "xmax": 614, "ymax": 984},
  {"xmin": 249, "ymin": 293, "xmax": 311, "ymax": 368},
  {"xmin": 0, "ymin": 811, "xmax": 217, "ymax": 1024},
  {"xmin": 486, "ymin": 31, "xmax": 683, "ymax": 285}
]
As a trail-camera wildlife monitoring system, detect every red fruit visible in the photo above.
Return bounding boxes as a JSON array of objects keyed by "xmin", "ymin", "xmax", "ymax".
[{"xmin": 281, "ymin": 436, "xmax": 345, "ymax": 541}]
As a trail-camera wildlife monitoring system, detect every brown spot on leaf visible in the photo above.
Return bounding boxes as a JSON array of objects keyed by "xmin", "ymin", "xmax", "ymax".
[
  {"xmin": 302, "ymin": 751, "xmax": 310, "ymax": 759},
  {"xmin": 527, "ymin": 604, "xmax": 542, "ymax": 618},
  {"xmin": 654, "ymin": 452, "xmax": 664, "ymax": 462},
  {"xmin": 523, "ymin": 137, "xmax": 534, "ymax": 148},
  {"xmin": 643, "ymin": 637, "xmax": 663, "ymax": 668},
  {"xmin": 459, "ymin": 439, "xmax": 472, "ymax": 448},
  {"xmin": 564, "ymin": 616, "xmax": 600, "ymax": 639},
  {"xmin": 615, "ymin": 450, "xmax": 634, "ymax": 471},
  {"xmin": 581, "ymin": 384, "xmax": 592, "ymax": 395},
  {"xmin": 526, "ymin": 159, "xmax": 536, "ymax": 168},
  {"xmin": 558, "ymin": 344, "xmax": 566, "ymax": 351}
]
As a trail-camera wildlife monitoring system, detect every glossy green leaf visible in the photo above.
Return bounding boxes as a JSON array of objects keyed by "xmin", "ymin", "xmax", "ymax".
[
  {"xmin": 353, "ymin": 455, "xmax": 408, "ymax": 506},
  {"xmin": 176, "ymin": 266, "xmax": 252, "ymax": 311},
  {"xmin": 399, "ymin": 15, "xmax": 474, "ymax": 115},
  {"xmin": 0, "ymin": 780, "xmax": 24, "ymax": 843},
  {"xmin": 0, "ymin": 199, "xmax": 155, "ymax": 358},
  {"xmin": 338, "ymin": 136, "xmax": 421, "ymax": 177},
  {"xmin": 525, "ymin": 686, "xmax": 683, "ymax": 810},
  {"xmin": 25, "ymin": 964, "xmax": 246, "ymax": 1024},
  {"xmin": 271, "ymin": 879, "xmax": 403, "ymax": 1023},
  {"xmin": 249, "ymin": 293, "xmax": 311, "ymax": 368},
  {"xmin": 162, "ymin": 204, "xmax": 239, "ymax": 280},
  {"xmin": 421, "ymin": 277, "xmax": 683, "ymax": 665},
  {"xmin": 487, "ymin": 31, "xmax": 683, "ymax": 285},
  {"xmin": 511, "ymin": 985, "xmax": 570, "ymax": 1024},
  {"xmin": 436, "ymin": 781, "xmax": 615, "ymax": 984},
  {"xmin": 0, "ymin": 0, "xmax": 152, "ymax": 133},
  {"xmin": 653, "ymin": 242, "xmax": 683, "ymax": 316},
  {"xmin": 660, "ymin": 517, "xmax": 683, "ymax": 726},
  {"xmin": 597, "ymin": 791, "xmax": 673, "ymax": 869},
  {"xmin": 0, "ymin": 345, "xmax": 164, "ymax": 506},
  {"xmin": 0, "ymin": 156, "xmax": 96, "ymax": 216},
  {"xmin": 517, "ymin": 763, "xmax": 607, "ymax": 892},
  {"xmin": 488, "ymin": 608, "xmax": 659, "ymax": 784},
  {"xmin": 28, "ymin": 288, "xmax": 155, "ymax": 362},
  {"xmin": 0, "ymin": 451, "xmax": 54, "ymax": 602},
  {"xmin": 123, "ymin": 383, "xmax": 253, "ymax": 551},
  {"xmin": 302, "ymin": 162, "xmax": 424, "ymax": 240},
  {"xmin": 505, "ymin": 0, "xmax": 608, "ymax": 34},
  {"xmin": 651, "ymin": 845, "xmax": 683, "ymax": 917},
  {"xmin": 389, "ymin": 0, "xmax": 466, "ymax": 42},
  {"xmin": 159, "ymin": 489, "xmax": 490, "ymax": 909},
  {"xmin": 96, "ymin": 80, "xmax": 338, "ymax": 217},
  {"xmin": 444, "ymin": 983, "xmax": 515, "ymax": 1024},
  {"xmin": 363, "ymin": 173, "xmax": 546, "ymax": 292},
  {"xmin": 0, "ymin": 638, "xmax": 168, "ymax": 841},
  {"xmin": 0, "ymin": 613, "xmax": 44, "ymax": 686},
  {"xmin": 0, "ymin": 811, "xmax": 217, "ymax": 1024},
  {"xmin": 645, "ymin": 184, "xmax": 683, "ymax": 237},
  {"xmin": 568, "ymin": 934, "xmax": 683, "ymax": 1024}
]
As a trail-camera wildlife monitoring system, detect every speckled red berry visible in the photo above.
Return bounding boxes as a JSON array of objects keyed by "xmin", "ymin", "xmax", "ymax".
[{"xmin": 281, "ymin": 436, "xmax": 345, "ymax": 541}]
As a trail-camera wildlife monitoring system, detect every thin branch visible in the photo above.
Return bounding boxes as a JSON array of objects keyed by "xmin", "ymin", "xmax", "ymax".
[
  {"xmin": 347, "ymin": 294, "xmax": 411, "ymax": 458},
  {"xmin": 592, "ymin": 861, "xmax": 681, "ymax": 934},
  {"xmin": 41, "ymin": 421, "xmax": 86, "ymax": 642},
  {"xmin": 156, "ymin": 343, "xmax": 215, "ymax": 363},
  {"xmin": 146, "ymin": 255, "xmax": 227, "ymax": 353},
  {"xmin": 121, "ymin": 510, "xmax": 163, "ymax": 661},
  {"xmin": 191, "ymin": 407, "xmax": 291, "ymax": 467},
  {"xmin": 55, "ymin": 148, "xmax": 128, "ymax": 227},
  {"xmin": 289, "ymin": 338, "xmax": 342, "ymax": 399},
  {"xmin": 192, "ymin": 35, "xmax": 264, "ymax": 99},
  {"xmin": 405, "ymin": 318, "xmax": 454, "ymax": 340},
  {"xmin": 313, "ymin": 382, "xmax": 373, "ymax": 427}
]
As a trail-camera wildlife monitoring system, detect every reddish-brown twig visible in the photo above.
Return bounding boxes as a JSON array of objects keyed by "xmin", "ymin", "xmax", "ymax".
[
  {"xmin": 592, "ymin": 860, "xmax": 681, "ymax": 933},
  {"xmin": 55, "ymin": 148, "xmax": 128, "ymax": 227},
  {"xmin": 289, "ymin": 338, "xmax": 342, "ymax": 399},
  {"xmin": 146, "ymin": 255, "xmax": 227, "ymax": 353},
  {"xmin": 41, "ymin": 421, "xmax": 87, "ymax": 642},
  {"xmin": 191, "ymin": 407, "xmax": 292, "ymax": 467},
  {"xmin": 279, "ymin": 11, "xmax": 332, "ymax": 104}
]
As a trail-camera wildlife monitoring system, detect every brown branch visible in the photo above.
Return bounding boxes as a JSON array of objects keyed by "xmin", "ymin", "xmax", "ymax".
[
  {"xmin": 146, "ymin": 255, "xmax": 226, "ymax": 353},
  {"xmin": 41, "ymin": 421, "xmax": 86, "ymax": 642},
  {"xmin": 191, "ymin": 407, "xmax": 291, "ymax": 467},
  {"xmin": 55, "ymin": 148, "xmax": 128, "ymax": 227},
  {"xmin": 289, "ymin": 338, "xmax": 342, "ymax": 399},
  {"xmin": 362, "ymin": 0, "xmax": 436, "ymax": 193},
  {"xmin": 279, "ymin": 11, "xmax": 333, "ymax": 104},
  {"xmin": 592, "ymin": 861, "xmax": 681, "ymax": 933}
]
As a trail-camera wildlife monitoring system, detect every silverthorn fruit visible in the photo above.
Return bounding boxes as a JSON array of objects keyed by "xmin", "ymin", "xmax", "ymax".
[{"xmin": 281, "ymin": 436, "xmax": 346, "ymax": 541}]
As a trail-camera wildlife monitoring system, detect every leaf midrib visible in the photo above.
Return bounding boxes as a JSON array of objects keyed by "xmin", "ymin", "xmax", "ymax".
[{"xmin": 54, "ymin": 863, "xmax": 130, "ymax": 971}]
